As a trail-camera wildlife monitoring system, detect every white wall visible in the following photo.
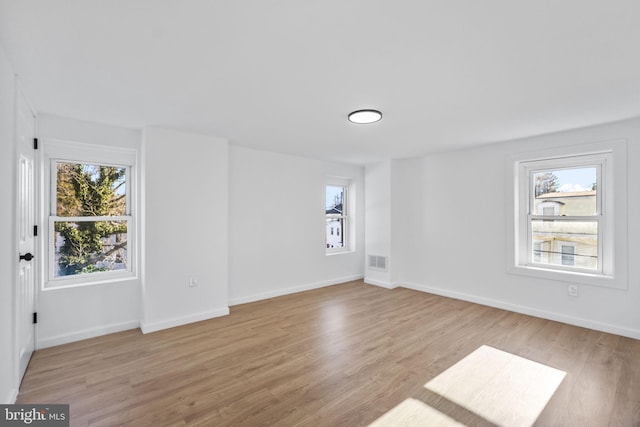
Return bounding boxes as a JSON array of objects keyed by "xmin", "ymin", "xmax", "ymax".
[
  {"xmin": 364, "ymin": 159, "xmax": 422, "ymax": 288},
  {"xmin": 141, "ymin": 127, "xmax": 229, "ymax": 332},
  {"xmin": 0, "ymin": 44, "xmax": 18, "ymax": 403},
  {"xmin": 228, "ymin": 146, "xmax": 364, "ymax": 305},
  {"xmin": 364, "ymin": 160, "xmax": 393, "ymax": 287},
  {"xmin": 391, "ymin": 158, "xmax": 423, "ymax": 286},
  {"xmin": 398, "ymin": 118, "xmax": 640, "ymax": 339},
  {"xmin": 36, "ymin": 114, "xmax": 142, "ymax": 347}
]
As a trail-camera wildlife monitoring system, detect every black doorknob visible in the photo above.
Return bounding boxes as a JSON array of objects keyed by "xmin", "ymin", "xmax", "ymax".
[{"xmin": 19, "ymin": 253, "xmax": 34, "ymax": 261}]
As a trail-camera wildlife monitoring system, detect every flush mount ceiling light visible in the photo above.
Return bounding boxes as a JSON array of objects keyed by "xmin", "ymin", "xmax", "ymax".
[{"xmin": 348, "ymin": 109, "xmax": 382, "ymax": 124}]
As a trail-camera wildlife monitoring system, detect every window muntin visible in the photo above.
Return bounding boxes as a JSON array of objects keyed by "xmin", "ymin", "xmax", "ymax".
[
  {"xmin": 326, "ymin": 184, "xmax": 348, "ymax": 252},
  {"xmin": 50, "ymin": 160, "xmax": 132, "ymax": 281}
]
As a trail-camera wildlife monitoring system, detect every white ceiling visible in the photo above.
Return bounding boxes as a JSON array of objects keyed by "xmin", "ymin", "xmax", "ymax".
[{"xmin": 1, "ymin": 1, "xmax": 639, "ymax": 164}]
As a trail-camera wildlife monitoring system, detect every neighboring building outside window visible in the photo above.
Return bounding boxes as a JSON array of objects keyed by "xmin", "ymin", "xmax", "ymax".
[
  {"xmin": 561, "ymin": 244, "xmax": 576, "ymax": 266},
  {"xmin": 530, "ymin": 176, "xmax": 598, "ymax": 271},
  {"xmin": 326, "ymin": 178, "xmax": 352, "ymax": 254},
  {"xmin": 533, "ymin": 241, "xmax": 542, "ymax": 262},
  {"xmin": 522, "ymin": 156, "xmax": 605, "ymax": 272}
]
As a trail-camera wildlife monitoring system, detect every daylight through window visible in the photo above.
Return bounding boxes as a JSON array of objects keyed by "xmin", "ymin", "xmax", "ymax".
[
  {"xmin": 529, "ymin": 165, "xmax": 599, "ymax": 271},
  {"xmin": 517, "ymin": 152, "xmax": 611, "ymax": 277},
  {"xmin": 510, "ymin": 141, "xmax": 628, "ymax": 289},
  {"xmin": 51, "ymin": 161, "xmax": 131, "ymax": 280},
  {"xmin": 326, "ymin": 184, "xmax": 347, "ymax": 252}
]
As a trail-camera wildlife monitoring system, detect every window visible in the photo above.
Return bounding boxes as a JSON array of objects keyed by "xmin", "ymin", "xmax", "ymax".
[
  {"xmin": 526, "ymin": 162, "xmax": 600, "ymax": 272},
  {"xmin": 52, "ymin": 161, "xmax": 130, "ymax": 277},
  {"xmin": 509, "ymin": 140, "xmax": 628, "ymax": 289},
  {"xmin": 43, "ymin": 141, "xmax": 137, "ymax": 288},
  {"xmin": 326, "ymin": 180, "xmax": 351, "ymax": 253}
]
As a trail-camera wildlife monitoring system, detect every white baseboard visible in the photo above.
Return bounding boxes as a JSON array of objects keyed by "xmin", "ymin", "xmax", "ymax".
[
  {"xmin": 364, "ymin": 277, "xmax": 398, "ymax": 289},
  {"xmin": 402, "ymin": 281, "xmax": 640, "ymax": 340},
  {"xmin": 37, "ymin": 320, "xmax": 141, "ymax": 349},
  {"xmin": 4, "ymin": 388, "xmax": 18, "ymax": 404},
  {"xmin": 140, "ymin": 307, "xmax": 230, "ymax": 334},
  {"xmin": 229, "ymin": 274, "xmax": 364, "ymax": 306}
]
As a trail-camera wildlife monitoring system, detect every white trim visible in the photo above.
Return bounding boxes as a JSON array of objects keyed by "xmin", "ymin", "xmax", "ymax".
[
  {"xmin": 140, "ymin": 307, "xmax": 229, "ymax": 334},
  {"xmin": 229, "ymin": 274, "xmax": 364, "ymax": 306},
  {"xmin": 401, "ymin": 281, "xmax": 640, "ymax": 340},
  {"xmin": 42, "ymin": 138, "xmax": 137, "ymax": 165},
  {"xmin": 364, "ymin": 278, "xmax": 398, "ymax": 289},
  {"xmin": 325, "ymin": 249, "xmax": 356, "ymax": 257},
  {"xmin": 36, "ymin": 320, "xmax": 140, "ymax": 349},
  {"xmin": 326, "ymin": 176, "xmax": 352, "ymax": 186},
  {"xmin": 4, "ymin": 388, "xmax": 19, "ymax": 405},
  {"xmin": 40, "ymin": 273, "xmax": 139, "ymax": 291},
  {"xmin": 40, "ymin": 139, "xmax": 139, "ymax": 289},
  {"xmin": 507, "ymin": 139, "xmax": 628, "ymax": 289}
]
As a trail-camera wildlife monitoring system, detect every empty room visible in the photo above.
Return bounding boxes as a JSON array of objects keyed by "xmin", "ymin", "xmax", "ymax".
[{"xmin": 1, "ymin": 1, "xmax": 639, "ymax": 426}]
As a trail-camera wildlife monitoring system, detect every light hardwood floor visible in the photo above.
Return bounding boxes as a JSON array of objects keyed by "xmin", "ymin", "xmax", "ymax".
[{"xmin": 17, "ymin": 280, "xmax": 640, "ymax": 426}]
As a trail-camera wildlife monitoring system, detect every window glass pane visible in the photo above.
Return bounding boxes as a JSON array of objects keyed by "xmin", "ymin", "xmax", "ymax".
[
  {"xmin": 531, "ymin": 219, "xmax": 597, "ymax": 270},
  {"xmin": 326, "ymin": 185, "xmax": 345, "ymax": 215},
  {"xmin": 326, "ymin": 218, "xmax": 345, "ymax": 248},
  {"xmin": 54, "ymin": 220, "xmax": 128, "ymax": 277},
  {"xmin": 533, "ymin": 167, "xmax": 596, "ymax": 216},
  {"xmin": 57, "ymin": 162, "xmax": 127, "ymax": 216}
]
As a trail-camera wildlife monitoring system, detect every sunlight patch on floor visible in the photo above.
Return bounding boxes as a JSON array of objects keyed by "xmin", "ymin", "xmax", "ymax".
[
  {"xmin": 425, "ymin": 345, "xmax": 566, "ymax": 427},
  {"xmin": 368, "ymin": 398, "xmax": 465, "ymax": 427}
]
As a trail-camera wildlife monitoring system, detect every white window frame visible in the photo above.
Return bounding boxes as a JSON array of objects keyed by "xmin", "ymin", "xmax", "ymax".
[
  {"xmin": 520, "ymin": 154, "xmax": 605, "ymax": 275},
  {"xmin": 507, "ymin": 140, "xmax": 628, "ymax": 289},
  {"xmin": 41, "ymin": 139, "xmax": 138, "ymax": 289},
  {"xmin": 325, "ymin": 177, "xmax": 353, "ymax": 255}
]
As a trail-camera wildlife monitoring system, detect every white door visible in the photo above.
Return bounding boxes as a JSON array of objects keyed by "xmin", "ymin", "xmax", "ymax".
[{"xmin": 16, "ymin": 87, "xmax": 36, "ymax": 383}]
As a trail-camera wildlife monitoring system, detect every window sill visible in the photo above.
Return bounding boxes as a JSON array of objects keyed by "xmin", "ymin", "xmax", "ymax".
[
  {"xmin": 43, "ymin": 272, "xmax": 138, "ymax": 291},
  {"xmin": 326, "ymin": 249, "xmax": 355, "ymax": 257},
  {"xmin": 508, "ymin": 264, "xmax": 625, "ymax": 290}
]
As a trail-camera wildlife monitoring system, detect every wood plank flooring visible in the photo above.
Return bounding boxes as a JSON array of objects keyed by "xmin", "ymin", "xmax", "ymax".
[{"xmin": 16, "ymin": 280, "xmax": 640, "ymax": 426}]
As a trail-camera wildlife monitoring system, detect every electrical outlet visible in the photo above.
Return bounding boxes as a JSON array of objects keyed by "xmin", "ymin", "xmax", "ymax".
[
  {"xmin": 189, "ymin": 276, "xmax": 199, "ymax": 288},
  {"xmin": 567, "ymin": 284, "xmax": 578, "ymax": 297}
]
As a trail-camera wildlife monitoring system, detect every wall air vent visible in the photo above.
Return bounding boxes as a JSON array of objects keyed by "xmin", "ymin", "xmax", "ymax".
[{"xmin": 368, "ymin": 255, "xmax": 388, "ymax": 271}]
